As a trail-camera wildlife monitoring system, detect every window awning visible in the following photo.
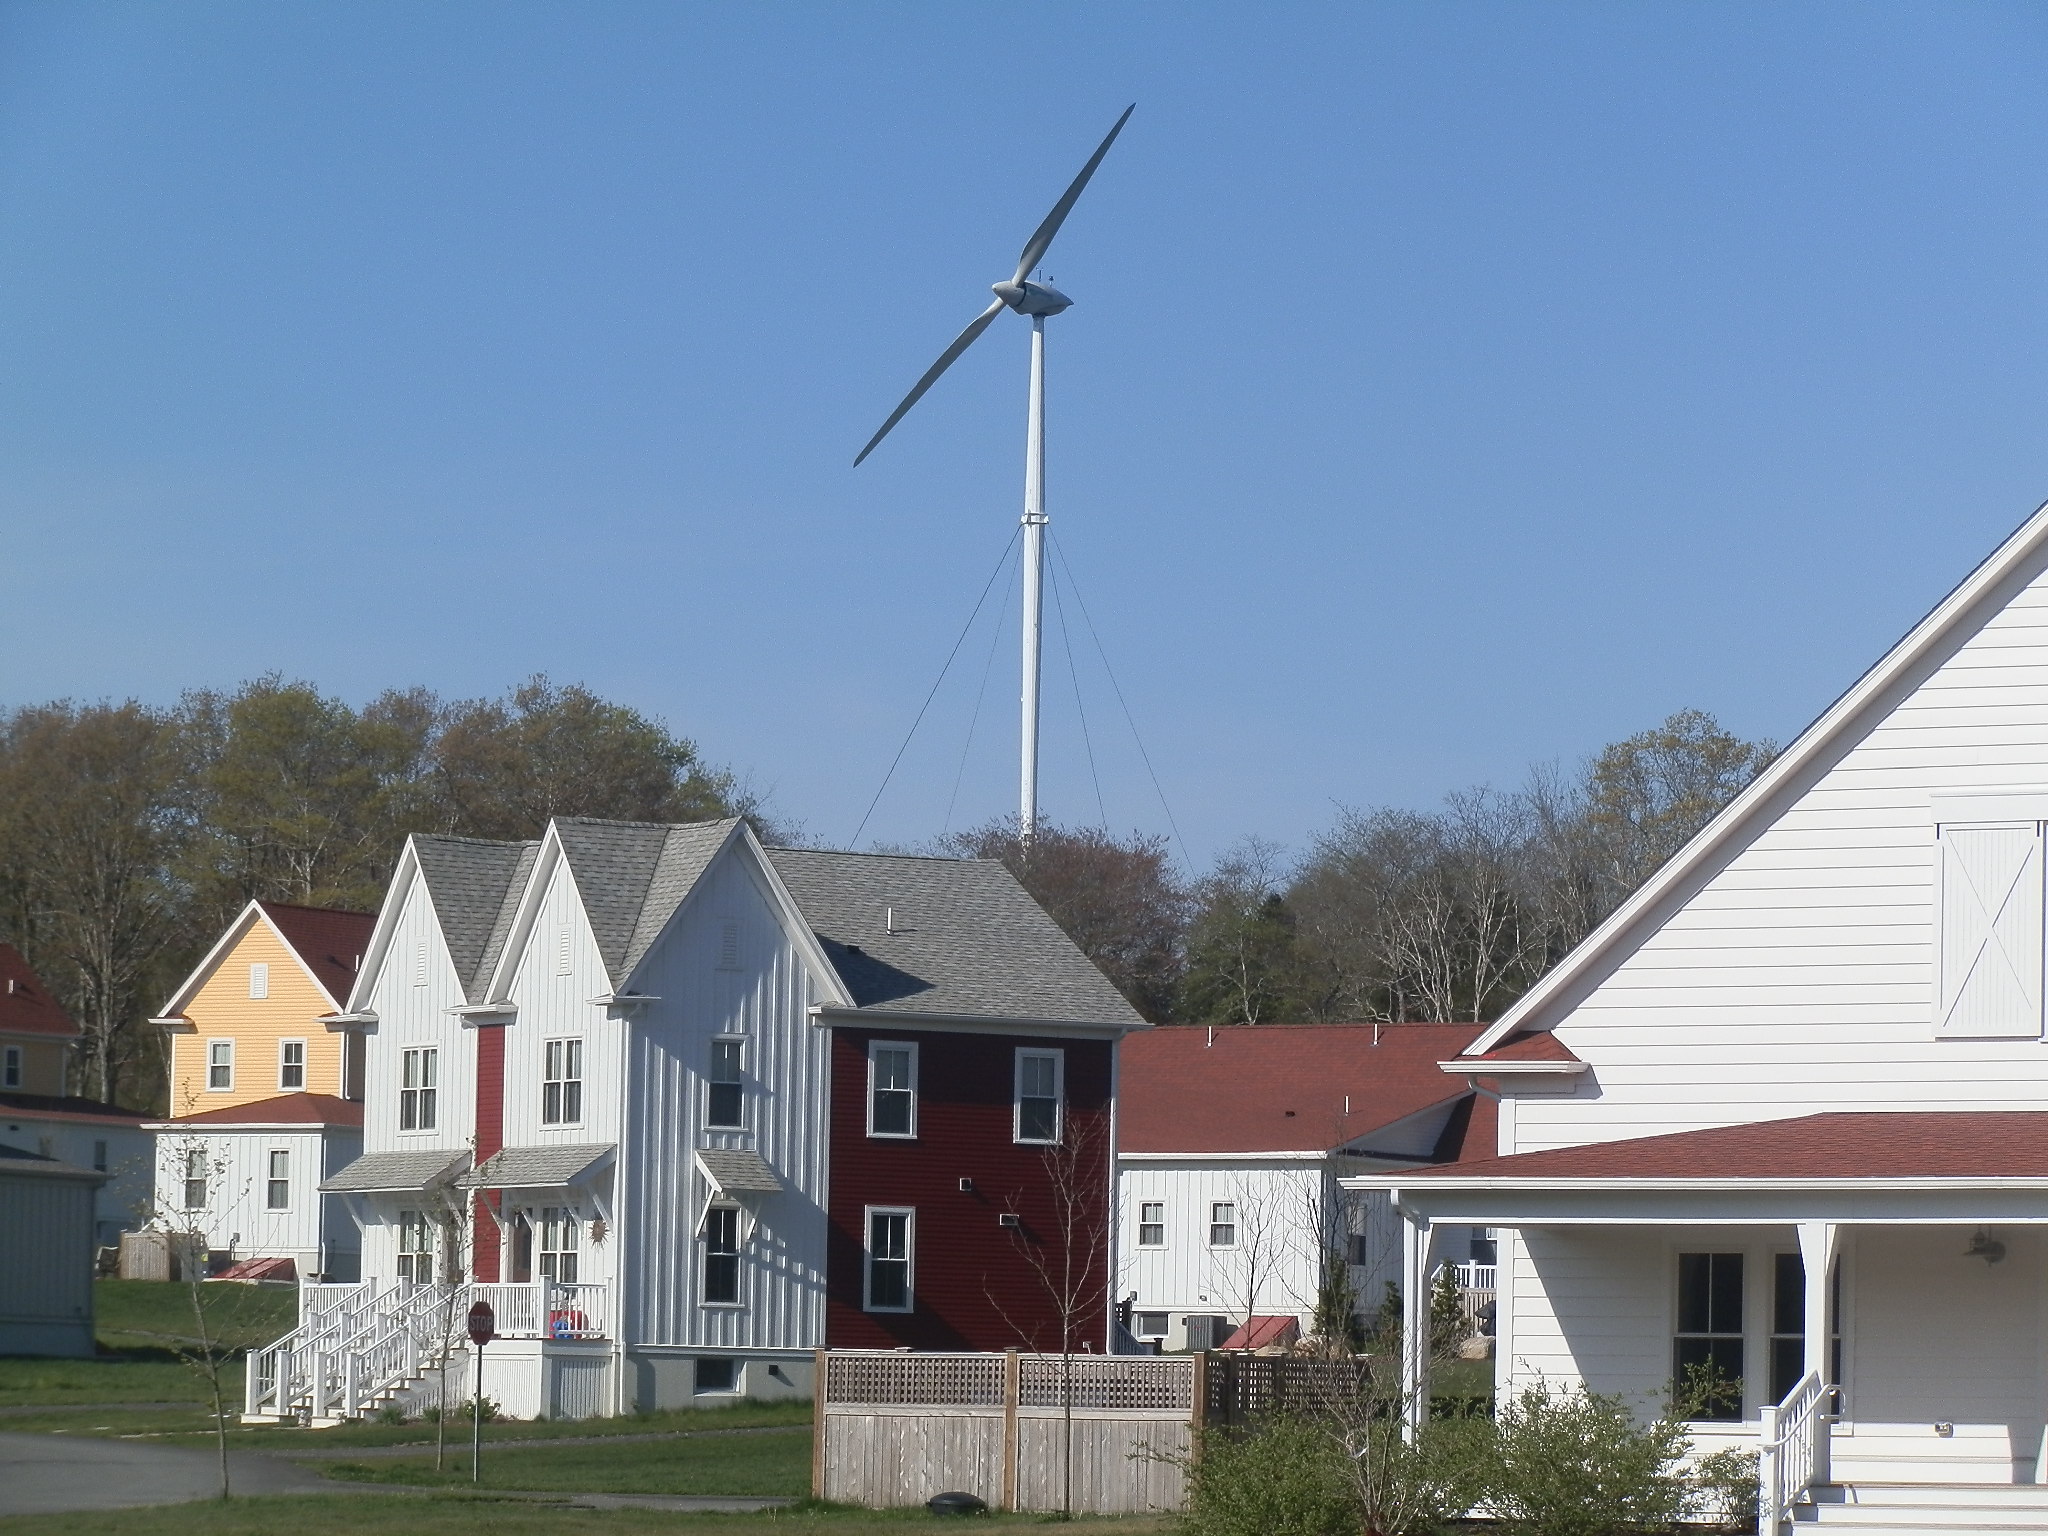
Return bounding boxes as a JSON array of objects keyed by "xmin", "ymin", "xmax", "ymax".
[
  {"xmin": 321, "ymin": 1149, "xmax": 470, "ymax": 1194},
  {"xmin": 694, "ymin": 1147, "xmax": 781, "ymax": 1239},
  {"xmin": 457, "ymin": 1143, "xmax": 615, "ymax": 1192}
]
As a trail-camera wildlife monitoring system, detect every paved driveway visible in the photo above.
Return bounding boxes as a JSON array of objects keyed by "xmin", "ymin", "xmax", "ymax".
[{"xmin": 0, "ymin": 1431, "xmax": 333, "ymax": 1516}]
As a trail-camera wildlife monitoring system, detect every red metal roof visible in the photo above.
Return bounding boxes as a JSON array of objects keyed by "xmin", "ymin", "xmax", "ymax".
[
  {"xmin": 1219, "ymin": 1316, "xmax": 1300, "ymax": 1351},
  {"xmin": 1403, "ymin": 1110, "xmax": 2048, "ymax": 1182},
  {"xmin": 162, "ymin": 1092, "xmax": 363, "ymax": 1128},
  {"xmin": 1119, "ymin": 1022, "xmax": 1493, "ymax": 1154},
  {"xmin": 258, "ymin": 903, "xmax": 373, "ymax": 1006},
  {"xmin": 0, "ymin": 945, "xmax": 77, "ymax": 1039},
  {"xmin": 215, "ymin": 1255, "xmax": 297, "ymax": 1282}
]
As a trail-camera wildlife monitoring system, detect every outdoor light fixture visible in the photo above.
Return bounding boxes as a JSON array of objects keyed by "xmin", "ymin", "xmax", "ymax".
[{"xmin": 1965, "ymin": 1228, "xmax": 2006, "ymax": 1264}]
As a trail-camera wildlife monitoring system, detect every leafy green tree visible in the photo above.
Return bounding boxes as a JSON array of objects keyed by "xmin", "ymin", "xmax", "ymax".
[
  {"xmin": 1582, "ymin": 707, "xmax": 1777, "ymax": 894},
  {"xmin": 1180, "ymin": 837, "xmax": 1308, "ymax": 1025}
]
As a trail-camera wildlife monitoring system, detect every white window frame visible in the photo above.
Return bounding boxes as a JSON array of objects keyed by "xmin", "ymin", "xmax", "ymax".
[
  {"xmin": 1208, "ymin": 1201, "xmax": 1237, "ymax": 1248},
  {"xmin": 396, "ymin": 1208, "xmax": 436, "ymax": 1283},
  {"xmin": 1, "ymin": 1045, "xmax": 19, "ymax": 1088},
  {"xmin": 278, "ymin": 1038, "xmax": 306, "ymax": 1092},
  {"xmin": 182, "ymin": 1149, "xmax": 208, "ymax": 1211},
  {"xmin": 1137, "ymin": 1200, "xmax": 1166, "ymax": 1248},
  {"xmin": 863, "ymin": 1205, "xmax": 915, "ymax": 1313},
  {"xmin": 399, "ymin": 1047, "xmax": 438, "ymax": 1132},
  {"xmin": 540, "ymin": 1205, "xmax": 580, "ymax": 1284},
  {"xmin": 266, "ymin": 1148, "xmax": 290, "ymax": 1210},
  {"xmin": 206, "ymin": 1039, "xmax": 234, "ymax": 1092},
  {"xmin": 247, "ymin": 961, "xmax": 269, "ymax": 999},
  {"xmin": 542, "ymin": 1038, "xmax": 583, "ymax": 1126},
  {"xmin": 1013, "ymin": 1048, "xmax": 1064, "ymax": 1145},
  {"xmin": 706, "ymin": 1037, "xmax": 745, "ymax": 1128},
  {"xmin": 701, "ymin": 1203, "xmax": 743, "ymax": 1306},
  {"xmin": 866, "ymin": 1041, "xmax": 918, "ymax": 1139}
]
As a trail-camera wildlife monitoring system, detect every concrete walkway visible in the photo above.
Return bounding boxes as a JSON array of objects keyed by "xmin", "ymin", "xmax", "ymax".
[{"xmin": 0, "ymin": 1430, "xmax": 336, "ymax": 1516}]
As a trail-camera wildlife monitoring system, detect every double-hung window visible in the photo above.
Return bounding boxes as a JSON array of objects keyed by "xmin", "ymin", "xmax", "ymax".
[
  {"xmin": 540, "ymin": 1206, "xmax": 579, "ymax": 1284},
  {"xmin": 1015, "ymin": 1049, "xmax": 1063, "ymax": 1143},
  {"xmin": 182, "ymin": 1150, "xmax": 208, "ymax": 1210},
  {"xmin": 400, "ymin": 1047, "xmax": 437, "ymax": 1131},
  {"xmin": 1208, "ymin": 1202, "xmax": 1237, "ymax": 1247},
  {"xmin": 207, "ymin": 1040, "xmax": 233, "ymax": 1091},
  {"xmin": 397, "ymin": 1209, "xmax": 435, "ymax": 1282},
  {"xmin": 1137, "ymin": 1201, "xmax": 1166, "ymax": 1247},
  {"xmin": 867, "ymin": 1042, "xmax": 916, "ymax": 1138},
  {"xmin": 864, "ymin": 1207, "xmax": 913, "ymax": 1312},
  {"xmin": 279, "ymin": 1040, "xmax": 305, "ymax": 1091},
  {"xmin": 707, "ymin": 1039, "xmax": 744, "ymax": 1128},
  {"xmin": 543, "ymin": 1039, "xmax": 583, "ymax": 1125},
  {"xmin": 1, "ymin": 1045, "xmax": 19, "ymax": 1088},
  {"xmin": 702, "ymin": 1206, "xmax": 741, "ymax": 1304},
  {"xmin": 266, "ymin": 1150, "xmax": 290, "ymax": 1210},
  {"xmin": 1675, "ymin": 1252, "xmax": 1745, "ymax": 1420}
]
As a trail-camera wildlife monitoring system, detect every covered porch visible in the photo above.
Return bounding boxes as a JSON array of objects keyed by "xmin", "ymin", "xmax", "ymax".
[{"xmin": 1348, "ymin": 1111, "xmax": 2048, "ymax": 1524}]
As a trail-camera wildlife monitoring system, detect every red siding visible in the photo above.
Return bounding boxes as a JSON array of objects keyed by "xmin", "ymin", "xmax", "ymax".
[
  {"xmin": 826, "ymin": 1027, "xmax": 1115, "ymax": 1352},
  {"xmin": 472, "ymin": 1024, "xmax": 506, "ymax": 1282}
]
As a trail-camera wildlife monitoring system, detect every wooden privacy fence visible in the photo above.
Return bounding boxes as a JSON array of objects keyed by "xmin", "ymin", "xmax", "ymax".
[{"xmin": 813, "ymin": 1350, "xmax": 1197, "ymax": 1514}]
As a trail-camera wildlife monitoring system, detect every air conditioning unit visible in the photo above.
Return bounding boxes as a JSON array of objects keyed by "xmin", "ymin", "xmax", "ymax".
[{"xmin": 1182, "ymin": 1314, "xmax": 1232, "ymax": 1351}]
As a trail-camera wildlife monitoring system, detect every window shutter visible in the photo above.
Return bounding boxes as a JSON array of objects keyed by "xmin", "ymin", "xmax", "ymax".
[
  {"xmin": 1937, "ymin": 821, "xmax": 2045, "ymax": 1037},
  {"xmin": 248, "ymin": 962, "xmax": 269, "ymax": 999}
]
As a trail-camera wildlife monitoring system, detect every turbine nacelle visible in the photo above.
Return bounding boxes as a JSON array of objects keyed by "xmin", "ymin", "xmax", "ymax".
[{"xmin": 992, "ymin": 279, "xmax": 1073, "ymax": 317}]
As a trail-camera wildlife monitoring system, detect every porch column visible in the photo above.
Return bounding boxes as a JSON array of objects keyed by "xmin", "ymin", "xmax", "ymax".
[
  {"xmin": 1399, "ymin": 1201, "xmax": 1443, "ymax": 1441},
  {"xmin": 1796, "ymin": 1222, "xmax": 1838, "ymax": 1385}
]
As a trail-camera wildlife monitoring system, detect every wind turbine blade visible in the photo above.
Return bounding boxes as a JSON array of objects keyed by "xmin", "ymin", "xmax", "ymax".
[
  {"xmin": 854, "ymin": 298, "xmax": 1008, "ymax": 466},
  {"xmin": 1011, "ymin": 103, "xmax": 1135, "ymax": 286}
]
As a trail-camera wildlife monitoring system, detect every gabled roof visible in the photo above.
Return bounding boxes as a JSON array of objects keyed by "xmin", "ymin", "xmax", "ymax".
[
  {"xmin": 0, "ymin": 945, "xmax": 76, "ymax": 1039},
  {"xmin": 153, "ymin": 1092, "xmax": 363, "ymax": 1129},
  {"xmin": 1468, "ymin": 499, "xmax": 2048, "ymax": 1056},
  {"xmin": 259, "ymin": 903, "xmax": 375, "ymax": 1004},
  {"xmin": 551, "ymin": 817, "xmax": 741, "ymax": 986},
  {"xmin": 411, "ymin": 836, "xmax": 540, "ymax": 1000},
  {"xmin": 765, "ymin": 847, "xmax": 1143, "ymax": 1026},
  {"xmin": 157, "ymin": 899, "xmax": 375, "ymax": 1017},
  {"xmin": 1119, "ymin": 1023, "xmax": 1492, "ymax": 1154},
  {"xmin": 1394, "ymin": 1109, "xmax": 2048, "ymax": 1183}
]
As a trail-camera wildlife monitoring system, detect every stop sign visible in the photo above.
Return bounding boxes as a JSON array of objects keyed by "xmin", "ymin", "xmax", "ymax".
[{"xmin": 467, "ymin": 1300, "xmax": 495, "ymax": 1346}]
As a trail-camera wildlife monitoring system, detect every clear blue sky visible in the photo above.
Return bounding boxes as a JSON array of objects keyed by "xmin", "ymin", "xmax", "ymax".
[{"xmin": 6, "ymin": 2, "xmax": 2048, "ymax": 864}]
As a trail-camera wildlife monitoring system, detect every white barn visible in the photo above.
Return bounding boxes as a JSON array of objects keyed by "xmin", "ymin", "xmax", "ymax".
[{"xmin": 1354, "ymin": 502, "xmax": 2048, "ymax": 1530}]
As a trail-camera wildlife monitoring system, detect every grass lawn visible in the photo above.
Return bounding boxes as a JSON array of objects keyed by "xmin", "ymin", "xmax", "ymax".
[
  {"xmin": 0, "ymin": 1280, "xmax": 296, "ymax": 1408},
  {"xmin": 321, "ymin": 1425, "xmax": 814, "ymax": 1495},
  {"xmin": 0, "ymin": 1399, "xmax": 814, "ymax": 1444},
  {"xmin": 0, "ymin": 1494, "xmax": 1175, "ymax": 1536}
]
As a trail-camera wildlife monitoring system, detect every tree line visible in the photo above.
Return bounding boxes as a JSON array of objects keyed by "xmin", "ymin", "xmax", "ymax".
[{"xmin": 0, "ymin": 671, "xmax": 1772, "ymax": 1111}]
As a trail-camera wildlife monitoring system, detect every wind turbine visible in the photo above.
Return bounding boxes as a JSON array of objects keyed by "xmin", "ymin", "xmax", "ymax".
[{"xmin": 855, "ymin": 105, "xmax": 1134, "ymax": 845}]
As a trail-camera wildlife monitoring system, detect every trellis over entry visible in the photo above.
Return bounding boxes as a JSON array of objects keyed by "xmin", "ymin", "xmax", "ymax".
[{"xmin": 812, "ymin": 1349, "xmax": 1197, "ymax": 1515}]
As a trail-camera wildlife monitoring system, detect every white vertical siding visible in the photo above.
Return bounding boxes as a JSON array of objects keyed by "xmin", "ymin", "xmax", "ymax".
[
  {"xmin": 149, "ymin": 1125, "xmax": 355, "ymax": 1275},
  {"xmin": 501, "ymin": 860, "xmax": 623, "ymax": 1151},
  {"xmin": 0, "ymin": 1172, "xmax": 96, "ymax": 1355},
  {"xmin": 1510, "ymin": 561, "xmax": 2048, "ymax": 1154},
  {"xmin": 1116, "ymin": 1162, "xmax": 1331, "ymax": 1327},
  {"xmin": 620, "ymin": 847, "xmax": 831, "ymax": 1355}
]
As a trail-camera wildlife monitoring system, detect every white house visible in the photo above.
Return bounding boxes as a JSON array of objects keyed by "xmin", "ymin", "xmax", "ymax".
[
  {"xmin": 1118, "ymin": 1023, "xmax": 1494, "ymax": 1351},
  {"xmin": 1353, "ymin": 501, "xmax": 2048, "ymax": 1530},
  {"xmin": 272, "ymin": 816, "xmax": 1140, "ymax": 1424}
]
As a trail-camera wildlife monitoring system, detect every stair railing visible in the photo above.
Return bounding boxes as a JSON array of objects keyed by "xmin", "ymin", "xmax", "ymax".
[{"xmin": 1757, "ymin": 1370, "xmax": 1830, "ymax": 1535}]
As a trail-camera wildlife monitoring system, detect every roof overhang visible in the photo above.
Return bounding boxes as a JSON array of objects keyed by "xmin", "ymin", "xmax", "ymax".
[
  {"xmin": 449, "ymin": 1002, "xmax": 517, "ymax": 1028},
  {"xmin": 809, "ymin": 1005, "xmax": 1133, "ymax": 1039},
  {"xmin": 318, "ymin": 1010, "xmax": 378, "ymax": 1032},
  {"xmin": 1119, "ymin": 1149, "xmax": 1333, "ymax": 1164},
  {"xmin": 1344, "ymin": 1173, "xmax": 2048, "ymax": 1227},
  {"xmin": 320, "ymin": 1149, "xmax": 470, "ymax": 1195},
  {"xmin": 148, "ymin": 1015, "xmax": 193, "ymax": 1034},
  {"xmin": 458, "ymin": 1143, "xmax": 616, "ymax": 1192}
]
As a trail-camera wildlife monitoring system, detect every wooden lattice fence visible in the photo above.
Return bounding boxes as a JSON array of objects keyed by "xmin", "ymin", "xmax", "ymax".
[{"xmin": 814, "ymin": 1350, "xmax": 1197, "ymax": 1514}]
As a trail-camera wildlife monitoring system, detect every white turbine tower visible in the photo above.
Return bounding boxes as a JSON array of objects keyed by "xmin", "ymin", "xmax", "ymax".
[{"xmin": 855, "ymin": 105, "xmax": 1134, "ymax": 844}]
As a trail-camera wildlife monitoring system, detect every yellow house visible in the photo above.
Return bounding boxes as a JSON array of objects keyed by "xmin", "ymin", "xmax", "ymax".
[{"xmin": 148, "ymin": 901, "xmax": 375, "ymax": 1280}]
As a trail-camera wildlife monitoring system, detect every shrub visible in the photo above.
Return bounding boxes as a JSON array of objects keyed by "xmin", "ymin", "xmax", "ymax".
[
  {"xmin": 1481, "ymin": 1378, "xmax": 1691, "ymax": 1536},
  {"xmin": 1180, "ymin": 1415, "xmax": 1354, "ymax": 1536},
  {"xmin": 1688, "ymin": 1448, "xmax": 1760, "ymax": 1533}
]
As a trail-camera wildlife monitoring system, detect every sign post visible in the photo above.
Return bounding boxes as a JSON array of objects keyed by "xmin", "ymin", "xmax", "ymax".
[{"xmin": 466, "ymin": 1300, "xmax": 494, "ymax": 1485}]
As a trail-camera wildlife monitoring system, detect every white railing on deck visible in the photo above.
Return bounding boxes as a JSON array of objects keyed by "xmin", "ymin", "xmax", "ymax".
[
  {"xmin": 1440, "ymin": 1261, "xmax": 1496, "ymax": 1338},
  {"xmin": 1757, "ymin": 1370, "xmax": 1830, "ymax": 1534},
  {"xmin": 546, "ymin": 1282, "xmax": 606, "ymax": 1340}
]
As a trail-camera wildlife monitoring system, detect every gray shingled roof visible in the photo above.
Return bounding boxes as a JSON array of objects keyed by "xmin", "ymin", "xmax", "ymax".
[
  {"xmin": 412, "ymin": 836, "xmax": 540, "ymax": 1000},
  {"xmin": 696, "ymin": 1147, "xmax": 783, "ymax": 1194},
  {"xmin": 322, "ymin": 1149, "xmax": 470, "ymax": 1193},
  {"xmin": 764, "ymin": 848, "xmax": 1142, "ymax": 1026},
  {"xmin": 458, "ymin": 1143, "xmax": 615, "ymax": 1190},
  {"xmin": 553, "ymin": 818, "xmax": 741, "ymax": 987}
]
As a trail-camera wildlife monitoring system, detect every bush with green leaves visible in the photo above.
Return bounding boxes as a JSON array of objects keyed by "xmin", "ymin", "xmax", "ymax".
[
  {"xmin": 1179, "ymin": 1415, "xmax": 1356, "ymax": 1536},
  {"xmin": 1687, "ymin": 1447, "xmax": 1760, "ymax": 1533},
  {"xmin": 1480, "ymin": 1378, "xmax": 1693, "ymax": 1536}
]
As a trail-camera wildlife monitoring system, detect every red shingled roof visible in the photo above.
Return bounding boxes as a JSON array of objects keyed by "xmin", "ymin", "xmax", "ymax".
[
  {"xmin": 162, "ymin": 1092, "xmax": 363, "ymax": 1128},
  {"xmin": 259, "ymin": 903, "xmax": 373, "ymax": 1006},
  {"xmin": 1119, "ymin": 1023, "xmax": 1493, "ymax": 1154},
  {"xmin": 1404, "ymin": 1110, "xmax": 2048, "ymax": 1182},
  {"xmin": 1459, "ymin": 1030, "xmax": 1580, "ymax": 1064},
  {"xmin": 0, "ymin": 1091, "xmax": 148, "ymax": 1127},
  {"xmin": 0, "ymin": 945, "xmax": 77, "ymax": 1039}
]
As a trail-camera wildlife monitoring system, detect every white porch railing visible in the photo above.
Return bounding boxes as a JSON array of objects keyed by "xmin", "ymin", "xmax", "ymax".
[
  {"xmin": 546, "ymin": 1281, "xmax": 607, "ymax": 1340},
  {"xmin": 1757, "ymin": 1370, "xmax": 1830, "ymax": 1534},
  {"xmin": 1442, "ymin": 1261, "xmax": 1496, "ymax": 1337}
]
